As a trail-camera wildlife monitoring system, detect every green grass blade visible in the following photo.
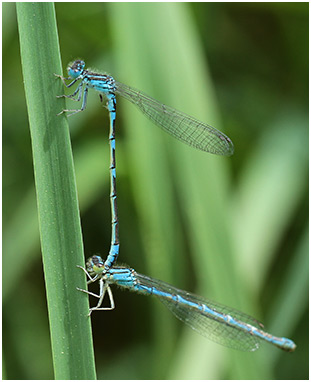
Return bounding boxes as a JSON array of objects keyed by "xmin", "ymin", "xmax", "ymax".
[
  {"xmin": 109, "ymin": 3, "xmax": 249, "ymax": 378},
  {"xmin": 16, "ymin": 3, "xmax": 96, "ymax": 379}
]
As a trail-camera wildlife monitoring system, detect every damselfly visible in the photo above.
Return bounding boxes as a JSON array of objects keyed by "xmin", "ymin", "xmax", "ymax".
[
  {"xmin": 77, "ymin": 255, "xmax": 296, "ymax": 352},
  {"xmin": 56, "ymin": 60, "xmax": 234, "ymax": 269}
]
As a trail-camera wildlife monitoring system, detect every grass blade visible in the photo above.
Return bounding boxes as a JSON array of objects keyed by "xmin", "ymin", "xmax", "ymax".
[{"xmin": 16, "ymin": 3, "xmax": 96, "ymax": 379}]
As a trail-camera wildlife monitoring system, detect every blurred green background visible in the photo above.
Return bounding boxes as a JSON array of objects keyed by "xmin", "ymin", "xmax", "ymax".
[{"xmin": 3, "ymin": 2, "xmax": 308, "ymax": 380}]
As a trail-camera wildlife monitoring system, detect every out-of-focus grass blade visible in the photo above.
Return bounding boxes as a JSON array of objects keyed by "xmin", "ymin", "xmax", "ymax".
[
  {"xmin": 232, "ymin": 113, "xmax": 308, "ymax": 291},
  {"xmin": 108, "ymin": 2, "xmax": 262, "ymax": 380}
]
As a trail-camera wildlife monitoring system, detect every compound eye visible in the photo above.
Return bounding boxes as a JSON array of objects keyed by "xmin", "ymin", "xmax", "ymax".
[{"xmin": 67, "ymin": 60, "xmax": 85, "ymax": 79}]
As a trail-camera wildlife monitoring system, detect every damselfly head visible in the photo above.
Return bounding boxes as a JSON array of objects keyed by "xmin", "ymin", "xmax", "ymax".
[
  {"xmin": 86, "ymin": 255, "xmax": 105, "ymax": 275},
  {"xmin": 67, "ymin": 60, "xmax": 85, "ymax": 79}
]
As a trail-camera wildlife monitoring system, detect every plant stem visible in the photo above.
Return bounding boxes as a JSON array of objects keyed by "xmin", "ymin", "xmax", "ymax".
[{"xmin": 16, "ymin": 3, "xmax": 96, "ymax": 379}]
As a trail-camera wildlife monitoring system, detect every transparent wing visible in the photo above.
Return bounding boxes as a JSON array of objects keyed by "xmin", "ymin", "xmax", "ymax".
[
  {"xmin": 135, "ymin": 273, "xmax": 261, "ymax": 351},
  {"xmin": 115, "ymin": 81, "xmax": 234, "ymax": 156}
]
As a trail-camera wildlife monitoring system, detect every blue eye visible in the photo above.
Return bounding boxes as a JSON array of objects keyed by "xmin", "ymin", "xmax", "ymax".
[{"xmin": 67, "ymin": 60, "xmax": 85, "ymax": 79}]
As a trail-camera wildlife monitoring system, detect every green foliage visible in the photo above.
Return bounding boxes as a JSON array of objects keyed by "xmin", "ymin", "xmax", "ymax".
[
  {"xmin": 3, "ymin": 2, "xmax": 308, "ymax": 379},
  {"xmin": 13, "ymin": 3, "xmax": 95, "ymax": 379}
]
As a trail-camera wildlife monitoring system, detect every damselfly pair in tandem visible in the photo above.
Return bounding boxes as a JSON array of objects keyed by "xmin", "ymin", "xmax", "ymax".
[{"xmin": 56, "ymin": 60, "xmax": 296, "ymax": 352}]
